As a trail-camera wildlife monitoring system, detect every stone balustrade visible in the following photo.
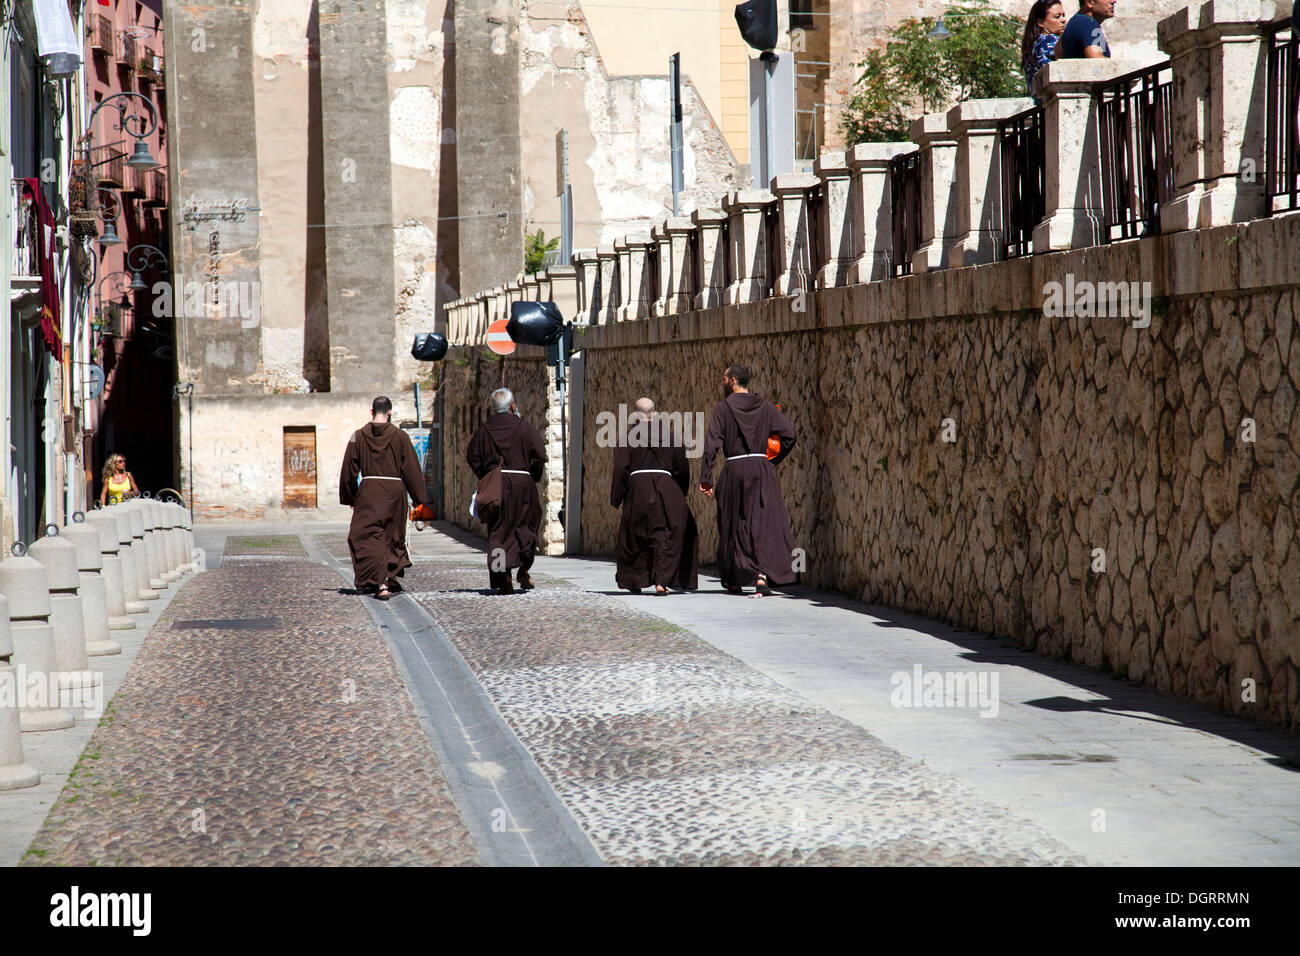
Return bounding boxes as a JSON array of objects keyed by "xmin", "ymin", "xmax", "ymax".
[{"xmin": 440, "ymin": 2, "xmax": 1290, "ymax": 328}]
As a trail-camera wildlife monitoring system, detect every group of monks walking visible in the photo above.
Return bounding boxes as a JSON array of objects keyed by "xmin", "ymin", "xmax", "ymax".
[{"xmin": 338, "ymin": 364, "xmax": 798, "ymax": 600}]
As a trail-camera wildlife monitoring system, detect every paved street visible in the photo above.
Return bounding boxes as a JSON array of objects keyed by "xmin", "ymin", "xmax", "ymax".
[{"xmin": 5, "ymin": 521, "xmax": 1297, "ymax": 867}]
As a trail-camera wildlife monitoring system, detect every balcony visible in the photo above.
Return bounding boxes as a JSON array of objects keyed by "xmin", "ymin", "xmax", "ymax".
[
  {"xmin": 91, "ymin": 15, "xmax": 113, "ymax": 58},
  {"xmin": 119, "ymin": 32, "xmax": 137, "ymax": 72},
  {"xmin": 138, "ymin": 53, "xmax": 164, "ymax": 84},
  {"xmin": 92, "ymin": 146, "xmax": 125, "ymax": 189},
  {"xmin": 121, "ymin": 164, "xmax": 145, "ymax": 199},
  {"xmin": 9, "ymin": 181, "xmax": 42, "ymax": 295},
  {"xmin": 143, "ymin": 167, "xmax": 168, "ymax": 207}
]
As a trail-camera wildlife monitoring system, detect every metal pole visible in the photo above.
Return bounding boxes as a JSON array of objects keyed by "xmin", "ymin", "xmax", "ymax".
[
  {"xmin": 670, "ymin": 53, "xmax": 684, "ymax": 215},
  {"xmin": 763, "ymin": 52, "xmax": 776, "ymax": 187}
]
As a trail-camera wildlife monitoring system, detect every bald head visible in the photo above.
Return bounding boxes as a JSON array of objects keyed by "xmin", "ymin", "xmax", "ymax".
[{"xmin": 633, "ymin": 397, "xmax": 655, "ymax": 420}]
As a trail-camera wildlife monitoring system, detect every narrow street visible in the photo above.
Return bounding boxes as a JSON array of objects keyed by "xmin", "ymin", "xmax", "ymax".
[{"xmin": 8, "ymin": 522, "xmax": 1296, "ymax": 868}]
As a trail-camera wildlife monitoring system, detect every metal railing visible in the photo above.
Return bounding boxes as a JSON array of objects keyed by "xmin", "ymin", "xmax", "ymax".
[
  {"xmin": 91, "ymin": 145, "xmax": 125, "ymax": 188},
  {"xmin": 890, "ymin": 151, "xmax": 922, "ymax": 276},
  {"xmin": 1266, "ymin": 17, "xmax": 1298, "ymax": 214},
  {"xmin": 1098, "ymin": 60, "xmax": 1174, "ymax": 241},
  {"xmin": 805, "ymin": 183, "xmax": 826, "ymax": 290},
  {"xmin": 93, "ymin": 15, "xmax": 114, "ymax": 56},
  {"xmin": 144, "ymin": 167, "xmax": 168, "ymax": 207},
  {"xmin": 998, "ymin": 105, "xmax": 1045, "ymax": 259},
  {"xmin": 762, "ymin": 200, "xmax": 782, "ymax": 297},
  {"xmin": 10, "ymin": 181, "xmax": 41, "ymax": 278},
  {"xmin": 119, "ymin": 31, "xmax": 137, "ymax": 71}
]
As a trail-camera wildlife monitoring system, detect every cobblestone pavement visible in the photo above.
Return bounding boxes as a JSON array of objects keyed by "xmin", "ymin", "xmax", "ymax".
[
  {"xmin": 305, "ymin": 531, "xmax": 1087, "ymax": 866},
  {"xmin": 21, "ymin": 543, "xmax": 478, "ymax": 866}
]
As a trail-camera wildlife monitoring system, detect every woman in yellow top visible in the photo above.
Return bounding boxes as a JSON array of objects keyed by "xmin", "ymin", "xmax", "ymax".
[{"xmin": 99, "ymin": 453, "xmax": 139, "ymax": 506}]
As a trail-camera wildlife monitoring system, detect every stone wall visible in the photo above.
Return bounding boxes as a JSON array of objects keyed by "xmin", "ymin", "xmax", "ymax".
[{"xmin": 575, "ymin": 213, "xmax": 1300, "ymax": 732}]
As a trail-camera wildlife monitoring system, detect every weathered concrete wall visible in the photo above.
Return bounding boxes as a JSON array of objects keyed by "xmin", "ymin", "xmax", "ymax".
[
  {"xmin": 167, "ymin": 2, "xmax": 264, "ymax": 392},
  {"xmin": 521, "ymin": 0, "xmax": 741, "ymax": 250},
  {"xmin": 573, "ymin": 213, "xmax": 1300, "ymax": 731},
  {"xmin": 437, "ymin": 347, "xmax": 556, "ymax": 549},
  {"xmin": 181, "ymin": 392, "xmax": 425, "ymax": 522}
]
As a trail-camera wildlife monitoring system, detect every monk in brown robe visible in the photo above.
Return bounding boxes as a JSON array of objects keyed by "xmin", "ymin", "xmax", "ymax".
[
  {"xmin": 339, "ymin": 396, "xmax": 428, "ymax": 600},
  {"xmin": 699, "ymin": 364, "xmax": 797, "ymax": 596},
  {"xmin": 610, "ymin": 398, "xmax": 699, "ymax": 594},
  {"xmin": 467, "ymin": 387, "xmax": 547, "ymax": 594}
]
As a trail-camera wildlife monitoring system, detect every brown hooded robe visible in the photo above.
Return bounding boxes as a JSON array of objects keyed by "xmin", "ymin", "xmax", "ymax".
[
  {"xmin": 699, "ymin": 392, "xmax": 798, "ymax": 586},
  {"xmin": 610, "ymin": 423, "xmax": 699, "ymax": 591},
  {"xmin": 466, "ymin": 412, "xmax": 546, "ymax": 574},
  {"xmin": 339, "ymin": 423, "xmax": 427, "ymax": 591}
]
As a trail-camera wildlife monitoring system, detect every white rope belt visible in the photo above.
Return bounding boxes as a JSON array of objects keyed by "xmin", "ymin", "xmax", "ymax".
[
  {"xmin": 726, "ymin": 453, "xmax": 770, "ymax": 460},
  {"xmin": 501, "ymin": 469, "xmax": 532, "ymax": 475},
  {"xmin": 360, "ymin": 475, "xmax": 402, "ymax": 481},
  {"xmin": 630, "ymin": 469, "xmax": 671, "ymax": 476}
]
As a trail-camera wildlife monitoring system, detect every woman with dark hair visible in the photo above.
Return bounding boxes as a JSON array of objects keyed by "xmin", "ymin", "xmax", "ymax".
[{"xmin": 1022, "ymin": 0, "xmax": 1068, "ymax": 92}]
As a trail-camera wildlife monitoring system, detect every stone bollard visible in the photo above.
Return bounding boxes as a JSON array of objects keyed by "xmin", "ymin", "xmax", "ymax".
[
  {"xmin": 112, "ymin": 505, "xmax": 153, "ymax": 610},
  {"xmin": 181, "ymin": 505, "xmax": 197, "ymax": 572},
  {"xmin": 150, "ymin": 500, "xmax": 179, "ymax": 582},
  {"xmin": 0, "ymin": 545, "xmax": 76, "ymax": 731},
  {"xmin": 158, "ymin": 503, "xmax": 181, "ymax": 578},
  {"xmin": 28, "ymin": 525, "xmax": 98, "ymax": 691},
  {"xmin": 172, "ymin": 503, "xmax": 194, "ymax": 573},
  {"xmin": 123, "ymin": 502, "xmax": 163, "ymax": 598},
  {"xmin": 0, "ymin": 593, "xmax": 41, "ymax": 789},
  {"xmin": 84, "ymin": 509, "xmax": 135, "ymax": 630},
  {"xmin": 61, "ymin": 514, "xmax": 122, "ymax": 657},
  {"xmin": 138, "ymin": 499, "xmax": 167, "ymax": 589}
]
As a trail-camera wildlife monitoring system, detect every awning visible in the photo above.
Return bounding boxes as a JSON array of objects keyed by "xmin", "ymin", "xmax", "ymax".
[{"xmin": 33, "ymin": 0, "xmax": 83, "ymax": 77}]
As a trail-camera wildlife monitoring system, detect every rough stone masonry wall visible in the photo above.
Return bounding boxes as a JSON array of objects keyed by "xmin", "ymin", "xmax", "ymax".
[
  {"xmin": 576, "ymin": 214, "xmax": 1300, "ymax": 732},
  {"xmin": 439, "ymin": 349, "xmax": 555, "ymax": 550}
]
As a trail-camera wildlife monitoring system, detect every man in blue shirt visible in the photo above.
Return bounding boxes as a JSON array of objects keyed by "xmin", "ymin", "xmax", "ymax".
[{"xmin": 1058, "ymin": 0, "xmax": 1115, "ymax": 58}]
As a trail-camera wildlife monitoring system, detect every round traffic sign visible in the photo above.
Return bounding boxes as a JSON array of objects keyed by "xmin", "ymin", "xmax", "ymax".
[{"xmin": 486, "ymin": 318, "xmax": 516, "ymax": 356}]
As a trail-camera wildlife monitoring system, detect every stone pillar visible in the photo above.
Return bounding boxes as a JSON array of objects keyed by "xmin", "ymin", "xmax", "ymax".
[
  {"xmin": 814, "ymin": 151, "xmax": 854, "ymax": 289},
  {"xmin": 770, "ymin": 173, "xmax": 819, "ymax": 296},
  {"xmin": 1032, "ymin": 59, "xmax": 1131, "ymax": 252},
  {"xmin": 909, "ymin": 113, "xmax": 960, "ymax": 273},
  {"xmin": 616, "ymin": 234, "xmax": 653, "ymax": 321},
  {"xmin": 476, "ymin": 292, "xmax": 493, "ymax": 342},
  {"xmin": 948, "ymin": 98, "xmax": 1036, "ymax": 268},
  {"xmin": 572, "ymin": 250, "xmax": 599, "ymax": 323},
  {"xmin": 847, "ymin": 143, "xmax": 914, "ymax": 285},
  {"xmin": 548, "ymin": 265, "xmax": 578, "ymax": 321},
  {"xmin": 596, "ymin": 244, "xmax": 619, "ymax": 324},
  {"xmin": 693, "ymin": 207, "xmax": 729, "ymax": 309},
  {"xmin": 319, "ymin": 0, "xmax": 396, "ymax": 392},
  {"xmin": 535, "ymin": 271, "xmax": 553, "ymax": 302},
  {"xmin": 541, "ymin": 378, "xmax": 565, "ymax": 556},
  {"xmin": 455, "ymin": 0, "xmax": 524, "ymax": 296},
  {"xmin": 1159, "ymin": 0, "xmax": 1281, "ymax": 229},
  {"xmin": 724, "ymin": 189, "xmax": 776, "ymax": 305},
  {"xmin": 522, "ymin": 274, "xmax": 540, "ymax": 301},
  {"xmin": 652, "ymin": 217, "xmax": 695, "ymax": 315}
]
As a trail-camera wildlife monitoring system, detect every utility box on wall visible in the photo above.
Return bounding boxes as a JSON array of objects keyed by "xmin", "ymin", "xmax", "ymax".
[{"xmin": 283, "ymin": 426, "xmax": 317, "ymax": 509}]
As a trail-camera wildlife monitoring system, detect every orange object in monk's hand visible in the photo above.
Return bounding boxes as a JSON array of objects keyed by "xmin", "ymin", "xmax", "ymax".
[
  {"xmin": 766, "ymin": 435, "xmax": 780, "ymax": 460},
  {"xmin": 410, "ymin": 503, "xmax": 436, "ymax": 530}
]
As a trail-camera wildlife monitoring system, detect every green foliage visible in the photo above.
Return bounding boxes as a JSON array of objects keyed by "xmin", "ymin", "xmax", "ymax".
[
  {"xmin": 840, "ymin": 1, "xmax": 1024, "ymax": 147},
  {"xmin": 524, "ymin": 229, "xmax": 559, "ymax": 275}
]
